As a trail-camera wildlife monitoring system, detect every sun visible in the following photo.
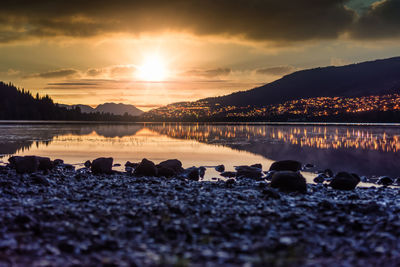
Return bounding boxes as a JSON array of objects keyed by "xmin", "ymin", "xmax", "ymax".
[{"xmin": 137, "ymin": 55, "xmax": 168, "ymax": 82}]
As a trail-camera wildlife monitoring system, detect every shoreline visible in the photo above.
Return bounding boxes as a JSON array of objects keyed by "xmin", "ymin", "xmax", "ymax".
[
  {"xmin": 2, "ymin": 120, "xmax": 400, "ymax": 127},
  {"xmin": 0, "ymin": 157, "xmax": 399, "ymax": 266}
]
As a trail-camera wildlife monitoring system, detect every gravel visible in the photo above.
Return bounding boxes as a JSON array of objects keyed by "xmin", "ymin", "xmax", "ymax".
[{"xmin": 0, "ymin": 164, "xmax": 400, "ymax": 266}]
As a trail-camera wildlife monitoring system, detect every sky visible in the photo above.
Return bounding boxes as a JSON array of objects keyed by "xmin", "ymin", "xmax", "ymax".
[{"xmin": 1, "ymin": 0, "xmax": 400, "ymax": 111}]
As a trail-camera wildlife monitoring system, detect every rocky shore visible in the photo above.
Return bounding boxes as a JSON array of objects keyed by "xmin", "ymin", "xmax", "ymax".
[{"xmin": 0, "ymin": 156, "xmax": 400, "ymax": 266}]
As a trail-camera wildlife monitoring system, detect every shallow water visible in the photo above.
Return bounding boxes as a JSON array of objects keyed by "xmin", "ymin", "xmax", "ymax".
[{"xmin": 1, "ymin": 122, "xmax": 400, "ymax": 181}]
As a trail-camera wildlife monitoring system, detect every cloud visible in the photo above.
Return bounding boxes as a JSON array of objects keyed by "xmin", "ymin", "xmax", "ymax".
[
  {"xmin": 86, "ymin": 68, "xmax": 104, "ymax": 77},
  {"xmin": 47, "ymin": 82, "xmax": 97, "ymax": 86},
  {"xmin": 109, "ymin": 65, "xmax": 137, "ymax": 78},
  {"xmin": 185, "ymin": 68, "xmax": 231, "ymax": 78},
  {"xmin": 24, "ymin": 69, "xmax": 79, "ymax": 79},
  {"xmin": 351, "ymin": 0, "xmax": 400, "ymax": 39},
  {"xmin": 255, "ymin": 66, "xmax": 296, "ymax": 76},
  {"xmin": 0, "ymin": 0, "xmax": 357, "ymax": 44}
]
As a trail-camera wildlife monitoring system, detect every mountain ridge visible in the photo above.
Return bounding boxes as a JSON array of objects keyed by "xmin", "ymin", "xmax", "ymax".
[
  {"xmin": 59, "ymin": 102, "xmax": 144, "ymax": 116},
  {"xmin": 199, "ymin": 56, "xmax": 400, "ymax": 107}
]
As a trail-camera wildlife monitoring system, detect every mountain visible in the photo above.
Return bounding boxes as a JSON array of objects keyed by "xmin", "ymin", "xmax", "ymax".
[
  {"xmin": 94, "ymin": 103, "xmax": 143, "ymax": 116},
  {"xmin": 61, "ymin": 103, "xmax": 143, "ymax": 116},
  {"xmin": 203, "ymin": 56, "xmax": 400, "ymax": 107}
]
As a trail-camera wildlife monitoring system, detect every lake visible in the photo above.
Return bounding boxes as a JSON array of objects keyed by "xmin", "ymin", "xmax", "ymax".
[{"xmin": 1, "ymin": 122, "xmax": 400, "ymax": 181}]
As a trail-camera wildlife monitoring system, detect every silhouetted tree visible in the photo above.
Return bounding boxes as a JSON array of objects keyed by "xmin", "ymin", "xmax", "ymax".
[{"xmin": 0, "ymin": 82, "xmax": 139, "ymax": 121}]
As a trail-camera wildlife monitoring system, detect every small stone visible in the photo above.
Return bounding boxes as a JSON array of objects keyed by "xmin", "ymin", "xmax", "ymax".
[
  {"xmin": 220, "ymin": 171, "xmax": 236, "ymax": 178},
  {"xmin": 215, "ymin": 165, "xmax": 225, "ymax": 172},
  {"xmin": 330, "ymin": 172, "xmax": 360, "ymax": 190},
  {"xmin": 250, "ymin": 163, "xmax": 262, "ymax": 170},
  {"xmin": 186, "ymin": 167, "xmax": 199, "ymax": 181},
  {"xmin": 199, "ymin": 167, "xmax": 206, "ymax": 178},
  {"xmin": 236, "ymin": 166, "xmax": 262, "ymax": 178},
  {"xmin": 377, "ymin": 176, "xmax": 393, "ymax": 186},
  {"xmin": 53, "ymin": 159, "xmax": 64, "ymax": 166},
  {"xmin": 84, "ymin": 160, "xmax": 91, "ymax": 168}
]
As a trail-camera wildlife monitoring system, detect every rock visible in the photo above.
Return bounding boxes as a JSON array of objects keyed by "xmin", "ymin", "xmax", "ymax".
[
  {"xmin": 377, "ymin": 176, "xmax": 393, "ymax": 186},
  {"xmin": 313, "ymin": 174, "xmax": 326, "ymax": 183},
  {"xmin": 84, "ymin": 160, "xmax": 91, "ymax": 168},
  {"xmin": 156, "ymin": 166, "xmax": 176, "ymax": 178},
  {"xmin": 125, "ymin": 161, "xmax": 139, "ymax": 168},
  {"xmin": 91, "ymin": 157, "xmax": 113, "ymax": 174},
  {"xmin": 133, "ymin": 158, "xmax": 157, "ymax": 177},
  {"xmin": 63, "ymin": 164, "xmax": 75, "ymax": 170},
  {"xmin": 9, "ymin": 156, "xmax": 39, "ymax": 174},
  {"xmin": 269, "ymin": 160, "xmax": 302, "ymax": 172},
  {"xmin": 329, "ymin": 172, "xmax": 360, "ymax": 190},
  {"xmin": 250, "ymin": 164, "xmax": 262, "ymax": 170},
  {"xmin": 113, "ymin": 163, "xmax": 121, "ymax": 167},
  {"xmin": 157, "ymin": 159, "xmax": 183, "ymax": 174},
  {"xmin": 53, "ymin": 159, "xmax": 64, "ymax": 166},
  {"xmin": 186, "ymin": 167, "xmax": 199, "ymax": 181},
  {"xmin": 38, "ymin": 157, "xmax": 53, "ymax": 171},
  {"xmin": 220, "ymin": 171, "xmax": 236, "ymax": 178},
  {"xmin": 215, "ymin": 165, "xmax": 225, "ymax": 172},
  {"xmin": 270, "ymin": 171, "xmax": 307, "ymax": 193},
  {"xmin": 235, "ymin": 166, "xmax": 263, "ymax": 178},
  {"xmin": 7, "ymin": 156, "xmax": 21, "ymax": 168},
  {"xmin": 199, "ymin": 167, "xmax": 206, "ymax": 178},
  {"xmin": 156, "ymin": 159, "xmax": 184, "ymax": 177}
]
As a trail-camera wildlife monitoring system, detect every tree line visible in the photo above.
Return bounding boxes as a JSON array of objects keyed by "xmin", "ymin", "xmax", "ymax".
[{"xmin": 0, "ymin": 82, "xmax": 139, "ymax": 121}]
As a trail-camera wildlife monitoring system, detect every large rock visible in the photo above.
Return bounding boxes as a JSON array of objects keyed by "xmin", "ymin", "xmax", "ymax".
[
  {"xmin": 134, "ymin": 158, "xmax": 157, "ymax": 177},
  {"xmin": 235, "ymin": 165, "xmax": 263, "ymax": 178},
  {"xmin": 155, "ymin": 159, "xmax": 183, "ymax": 177},
  {"xmin": 329, "ymin": 172, "xmax": 360, "ymax": 190},
  {"xmin": 270, "ymin": 171, "xmax": 307, "ymax": 193},
  {"xmin": 91, "ymin": 157, "xmax": 113, "ymax": 174},
  {"xmin": 38, "ymin": 157, "xmax": 53, "ymax": 171},
  {"xmin": 269, "ymin": 160, "xmax": 302, "ymax": 172},
  {"xmin": 9, "ymin": 156, "xmax": 40, "ymax": 174},
  {"xmin": 156, "ymin": 166, "xmax": 176, "ymax": 178}
]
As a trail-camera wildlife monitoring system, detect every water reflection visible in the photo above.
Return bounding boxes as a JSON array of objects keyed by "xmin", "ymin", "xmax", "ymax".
[
  {"xmin": 146, "ymin": 124, "xmax": 400, "ymax": 177},
  {"xmin": 1, "ymin": 123, "xmax": 400, "ymax": 178}
]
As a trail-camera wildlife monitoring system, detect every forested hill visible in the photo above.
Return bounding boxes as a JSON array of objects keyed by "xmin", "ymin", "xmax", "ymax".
[
  {"xmin": 203, "ymin": 56, "xmax": 400, "ymax": 107},
  {"xmin": 0, "ymin": 82, "xmax": 138, "ymax": 121}
]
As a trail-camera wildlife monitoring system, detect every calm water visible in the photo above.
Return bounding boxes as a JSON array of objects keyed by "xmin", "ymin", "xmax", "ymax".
[{"xmin": 1, "ymin": 122, "xmax": 400, "ymax": 180}]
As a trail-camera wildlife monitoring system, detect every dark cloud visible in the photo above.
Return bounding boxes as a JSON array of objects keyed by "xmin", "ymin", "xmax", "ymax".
[
  {"xmin": 48, "ymin": 82, "xmax": 97, "ymax": 86},
  {"xmin": 86, "ymin": 68, "xmax": 104, "ymax": 77},
  {"xmin": 185, "ymin": 68, "xmax": 231, "ymax": 78},
  {"xmin": 24, "ymin": 69, "xmax": 78, "ymax": 79},
  {"xmin": 256, "ymin": 66, "xmax": 296, "ymax": 76},
  {"xmin": 0, "ymin": 0, "xmax": 357, "ymax": 43},
  {"xmin": 351, "ymin": 0, "xmax": 400, "ymax": 39}
]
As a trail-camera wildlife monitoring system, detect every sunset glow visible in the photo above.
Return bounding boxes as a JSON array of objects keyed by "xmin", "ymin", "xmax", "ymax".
[{"xmin": 137, "ymin": 55, "xmax": 168, "ymax": 82}]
